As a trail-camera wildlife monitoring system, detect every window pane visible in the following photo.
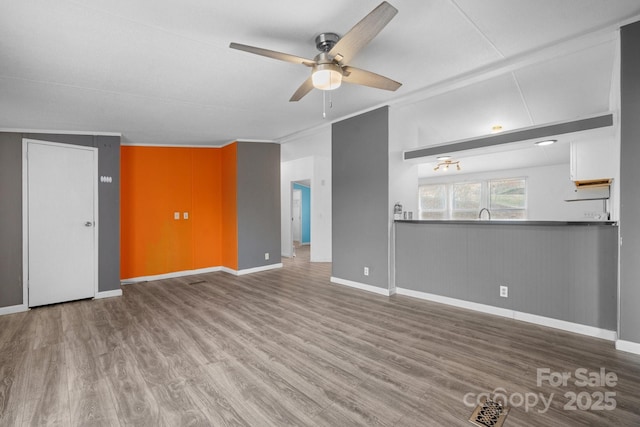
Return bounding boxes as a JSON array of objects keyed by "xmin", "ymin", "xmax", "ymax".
[
  {"xmin": 452, "ymin": 210, "xmax": 478, "ymax": 220},
  {"xmin": 452, "ymin": 182, "xmax": 481, "ymax": 210},
  {"xmin": 490, "ymin": 178, "xmax": 526, "ymax": 210},
  {"xmin": 419, "ymin": 184, "xmax": 446, "ymax": 211},
  {"xmin": 420, "ymin": 211, "xmax": 447, "ymax": 220}
]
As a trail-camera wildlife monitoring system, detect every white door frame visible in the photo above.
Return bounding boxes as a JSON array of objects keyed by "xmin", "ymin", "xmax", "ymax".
[
  {"xmin": 292, "ymin": 188, "xmax": 302, "ymax": 243},
  {"xmin": 290, "ymin": 182, "xmax": 296, "ymax": 257},
  {"xmin": 22, "ymin": 138, "xmax": 99, "ymax": 308}
]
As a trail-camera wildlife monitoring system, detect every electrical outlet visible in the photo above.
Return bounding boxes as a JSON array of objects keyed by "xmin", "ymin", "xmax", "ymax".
[
  {"xmin": 174, "ymin": 212, "xmax": 180, "ymax": 220},
  {"xmin": 265, "ymin": 252, "xmax": 269, "ymax": 260},
  {"xmin": 183, "ymin": 212, "xmax": 189, "ymax": 220},
  {"xmin": 500, "ymin": 285, "xmax": 508, "ymax": 298},
  {"xmin": 364, "ymin": 267, "xmax": 369, "ymax": 276}
]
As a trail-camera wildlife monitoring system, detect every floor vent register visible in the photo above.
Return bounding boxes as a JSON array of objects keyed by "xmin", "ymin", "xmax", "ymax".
[{"xmin": 468, "ymin": 398, "xmax": 510, "ymax": 427}]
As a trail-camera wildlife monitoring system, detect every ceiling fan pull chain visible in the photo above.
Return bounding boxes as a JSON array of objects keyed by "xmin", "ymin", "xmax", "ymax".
[
  {"xmin": 322, "ymin": 90, "xmax": 326, "ymax": 119},
  {"xmin": 329, "ymin": 90, "xmax": 333, "ymax": 110}
]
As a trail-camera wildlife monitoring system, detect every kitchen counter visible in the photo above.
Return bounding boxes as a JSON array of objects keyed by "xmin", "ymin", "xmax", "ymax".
[
  {"xmin": 395, "ymin": 220, "xmax": 617, "ymax": 226},
  {"xmin": 394, "ymin": 220, "xmax": 618, "ymax": 333}
]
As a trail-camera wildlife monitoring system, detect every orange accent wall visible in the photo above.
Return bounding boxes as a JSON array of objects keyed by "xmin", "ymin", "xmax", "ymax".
[
  {"xmin": 121, "ymin": 146, "xmax": 227, "ymax": 279},
  {"xmin": 220, "ymin": 143, "xmax": 238, "ymax": 270},
  {"xmin": 192, "ymin": 148, "xmax": 223, "ymax": 269}
]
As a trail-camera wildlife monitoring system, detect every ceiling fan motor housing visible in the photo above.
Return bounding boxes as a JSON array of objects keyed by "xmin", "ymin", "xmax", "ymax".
[{"xmin": 315, "ymin": 32, "xmax": 340, "ymax": 52}]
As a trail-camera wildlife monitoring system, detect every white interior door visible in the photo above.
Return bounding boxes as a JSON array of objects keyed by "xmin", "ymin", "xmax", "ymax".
[{"xmin": 27, "ymin": 140, "xmax": 97, "ymax": 307}]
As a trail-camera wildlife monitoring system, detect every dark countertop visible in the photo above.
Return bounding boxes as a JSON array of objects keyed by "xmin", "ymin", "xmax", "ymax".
[{"xmin": 395, "ymin": 220, "xmax": 618, "ymax": 226}]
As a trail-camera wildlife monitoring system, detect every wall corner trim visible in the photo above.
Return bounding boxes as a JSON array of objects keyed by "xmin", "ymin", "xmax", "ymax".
[
  {"xmin": 396, "ymin": 287, "xmax": 617, "ymax": 341},
  {"xmin": 0, "ymin": 304, "xmax": 28, "ymax": 316},
  {"xmin": 615, "ymin": 340, "xmax": 640, "ymax": 355},
  {"xmin": 95, "ymin": 289, "xmax": 123, "ymax": 299},
  {"xmin": 222, "ymin": 263, "xmax": 283, "ymax": 276},
  {"xmin": 330, "ymin": 277, "xmax": 392, "ymax": 296}
]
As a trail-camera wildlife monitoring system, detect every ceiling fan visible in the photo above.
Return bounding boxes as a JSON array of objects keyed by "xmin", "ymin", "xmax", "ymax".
[{"xmin": 229, "ymin": 1, "xmax": 402, "ymax": 102}]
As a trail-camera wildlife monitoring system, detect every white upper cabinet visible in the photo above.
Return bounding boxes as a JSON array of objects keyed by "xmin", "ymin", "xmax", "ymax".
[{"xmin": 569, "ymin": 136, "xmax": 617, "ymax": 181}]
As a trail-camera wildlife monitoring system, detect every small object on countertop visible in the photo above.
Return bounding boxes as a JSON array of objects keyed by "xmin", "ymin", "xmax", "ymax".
[{"xmin": 394, "ymin": 202, "xmax": 403, "ymax": 220}]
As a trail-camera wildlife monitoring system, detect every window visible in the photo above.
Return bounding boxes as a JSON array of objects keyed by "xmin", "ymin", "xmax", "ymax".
[
  {"xmin": 419, "ymin": 184, "xmax": 447, "ymax": 219},
  {"xmin": 419, "ymin": 177, "xmax": 527, "ymax": 220},
  {"xmin": 489, "ymin": 178, "xmax": 527, "ymax": 219},
  {"xmin": 452, "ymin": 182, "xmax": 482, "ymax": 219}
]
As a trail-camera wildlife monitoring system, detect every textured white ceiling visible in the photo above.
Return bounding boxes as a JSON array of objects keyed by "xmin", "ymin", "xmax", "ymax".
[{"xmin": 1, "ymin": 0, "xmax": 639, "ymax": 146}]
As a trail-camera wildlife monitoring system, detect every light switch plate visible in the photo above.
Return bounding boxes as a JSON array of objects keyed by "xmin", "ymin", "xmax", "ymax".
[{"xmin": 174, "ymin": 212, "xmax": 180, "ymax": 220}]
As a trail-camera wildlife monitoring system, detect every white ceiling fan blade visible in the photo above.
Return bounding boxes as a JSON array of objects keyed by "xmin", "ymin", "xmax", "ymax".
[
  {"xmin": 328, "ymin": 1, "xmax": 398, "ymax": 64},
  {"xmin": 289, "ymin": 77, "xmax": 315, "ymax": 102},
  {"xmin": 342, "ymin": 66, "xmax": 401, "ymax": 91},
  {"xmin": 229, "ymin": 43, "xmax": 316, "ymax": 67}
]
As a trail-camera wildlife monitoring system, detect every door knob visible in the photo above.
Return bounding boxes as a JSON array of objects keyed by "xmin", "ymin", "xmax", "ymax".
[{"xmin": 85, "ymin": 221, "xmax": 93, "ymax": 227}]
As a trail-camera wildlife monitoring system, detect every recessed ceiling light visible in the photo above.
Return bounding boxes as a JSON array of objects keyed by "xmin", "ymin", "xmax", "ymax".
[
  {"xmin": 535, "ymin": 139, "xmax": 556, "ymax": 146},
  {"xmin": 437, "ymin": 155, "xmax": 452, "ymax": 161},
  {"xmin": 491, "ymin": 125, "xmax": 503, "ymax": 133}
]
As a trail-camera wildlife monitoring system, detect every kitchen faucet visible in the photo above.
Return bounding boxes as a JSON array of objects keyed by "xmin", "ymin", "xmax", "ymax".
[{"xmin": 478, "ymin": 208, "xmax": 491, "ymax": 220}]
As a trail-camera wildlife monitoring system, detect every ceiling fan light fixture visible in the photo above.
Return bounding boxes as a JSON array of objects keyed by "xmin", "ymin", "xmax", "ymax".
[{"xmin": 312, "ymin": 63, "xmax": 342, "ymax": 90}]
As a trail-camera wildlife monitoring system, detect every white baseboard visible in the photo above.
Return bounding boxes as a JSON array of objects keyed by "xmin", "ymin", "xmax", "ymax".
[
  {"xmin": 222, "ymin": 263, "xmax": 283, "ymax": 276},
  {"xmin": 514, "ymin": 311, "xmax": 616, "ymax": 341},
  {"xmin": 122, "ymin": 263, "xmax": 285, "ymax": 283},
  {"xmin": 331, "ymin": 277, "xmax": 391, "ymax": 296},
  {"xmin": 95, "ymin": 289, "xmax": 123, "ymax": 299},
  {"xmin": 0, "ymin": 304, "xmax": 28, "ymax": 316},
  {"xmin": 121, "ymin": 266, "xmax": 223, "ymax": 284},
  {"xmin": 397, "ymin": 288, "xmax": 514, "ymax": 317},
  {"xmin": 220, "ymin": 267, "xmax": 237, "ymax": 275},
  {"xmin": 616, "ymin": 340, "xmax": 640, "ymax": 355},
  {"xmin": 395, "ymin": 287, "xmax": 617, "ymax": 341}
]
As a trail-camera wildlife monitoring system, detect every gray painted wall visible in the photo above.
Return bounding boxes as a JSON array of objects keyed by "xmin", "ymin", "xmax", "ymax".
[
  {"xmin": 332, "ymin": 107, "xmax": 389, "ymax": 289},
  {"xmin": 0, "ymin": 132, "xmax": 121, "ymax": 309},
  {"xmin": 236, "ymin": 142, "xmax": 281, "ymax": 270},
  {"xmin": 0, "ymin": 133, "xmax": 24, "ymax": 307},
  {"xmin": 395, "ymin": 222, "xmax": 618, "ymax": 330},
  {"xmin": 95, "ymin": 136, "xmax": 121, "ymax": 294},
  {"xmin": 620, "ymin": 21, "xmax": 640, "ymax": 343}
]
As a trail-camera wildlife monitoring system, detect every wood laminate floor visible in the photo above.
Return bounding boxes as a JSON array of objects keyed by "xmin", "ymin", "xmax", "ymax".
[{"xmin": 1, "ymin": 255, "xmax": 640, "ymax": 426}]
